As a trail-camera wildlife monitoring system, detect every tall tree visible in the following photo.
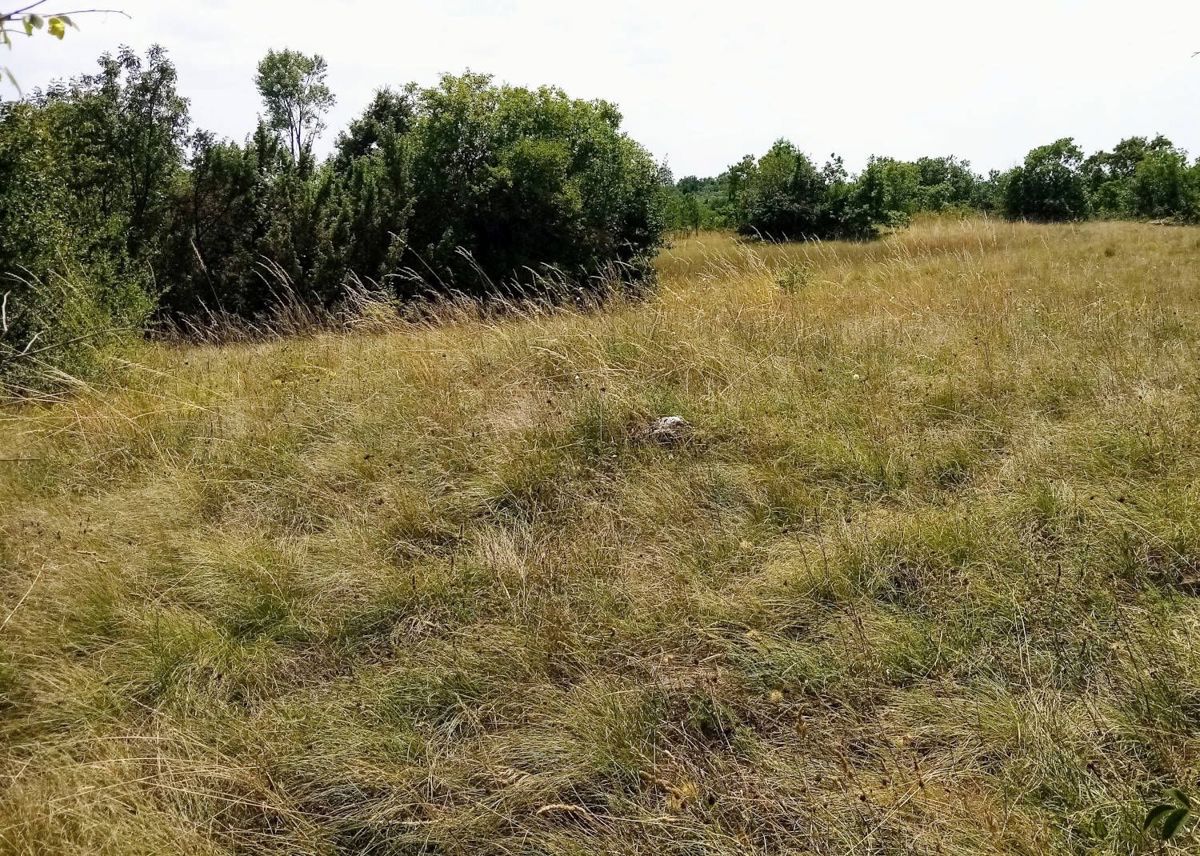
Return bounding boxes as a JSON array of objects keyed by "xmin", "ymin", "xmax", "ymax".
[
  {"xmin": 22, "ymin": 43, "xmax": 190, "ymax": 270},
  {"xmin": 254, "ymin": 48, "xmax": 335, "ymax": 162},
  {"xmin": 1003, "ymin": 138, "xmax": 1089, "ymax": 222}
]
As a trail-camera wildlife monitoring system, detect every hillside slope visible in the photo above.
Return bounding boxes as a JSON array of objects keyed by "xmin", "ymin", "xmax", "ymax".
[{"xmin": 3, "ymin": 219, "xmax": 1200, "ymax": 854}]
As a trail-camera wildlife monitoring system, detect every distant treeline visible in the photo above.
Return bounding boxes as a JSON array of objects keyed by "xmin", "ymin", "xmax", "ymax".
[
  {"xmin": 664, "ymin": 136, "xmax": 1200, "ymax": 237},
  {"xmin": 1, "ymin": 44, "xmax": 1197, "ymax": 390}
]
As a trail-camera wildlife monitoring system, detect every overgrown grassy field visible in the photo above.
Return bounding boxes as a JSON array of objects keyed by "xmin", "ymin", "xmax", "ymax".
[{"xmin": 4, "ymin": 218, "xmax": 1200, "ymax": 854}]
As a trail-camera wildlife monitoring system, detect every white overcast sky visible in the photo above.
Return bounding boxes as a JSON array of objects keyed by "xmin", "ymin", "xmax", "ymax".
[{"xmin": 8, "ymin": 0, "xmax": 1200, "ymax": 177}]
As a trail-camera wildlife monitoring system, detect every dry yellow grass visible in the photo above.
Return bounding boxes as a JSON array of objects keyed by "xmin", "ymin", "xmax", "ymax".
[{"xmin": 3, "ymin": 217, "xmax": 1200, "ymax": 853}]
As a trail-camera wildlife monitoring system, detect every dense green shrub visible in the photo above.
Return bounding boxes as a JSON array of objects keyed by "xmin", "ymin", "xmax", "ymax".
[
  {"xmin": 847, "ymin": 155, "xmax": 987, "ymax": 219},
  {"xmin": 1082, "ymin": 136, "xmax": 1168, "ymax": 218},
  {"xmin": 0, "ymin": 99, "xmax": 153, "ymax": 388},
  {"xmin": 689, "ymin": 135, "xmax": 1200, "ymax": 235},
  {"xmin": 697, "ymin": 145, "xmax": 995, "ymax": 241},
  {"xmin": 1130, "ymin": 148, "xmax": 1199, "ymax": 221},
  {"xmin": 0, "ymin": 102, "xmax": 77, "ymax": 285},
  {"xmin": 0, "ymin": 103, "xmax": 105, "ymax": 388},
  {"xmin": 162, "ymin": 72, "xmax": 667, "ymax": 312},
  {"xmin": 1002, "ymin": 138, "xmax": 1090, "ymax": 222},
  {"xmin": 401, "ymin": 73, "xmax": 666, "ymax": 293},
  {"xmin": 0, "ymin": 46, "xmax": 179, "ymax": 389},
  {"xmin": 159, "ymin": 124, "xmax": 311, "ymax": 318},
  {"xmin": 0, "ymin": 47, "xmax": 666, "ymax": 348},
  {"xmin": 321, "ymin": 88, "xmax": 416, "ymax": 292},
  {"xmin": 738, "ymin": 141, "xmax": 830, "ymax": 238},
  {"xmin": 911, "ymin": 156, "xmax": 984, "ymax": 210},
  {"xmin": 718, "ymin": 141, "xmax": 906, "ymax": 241}
]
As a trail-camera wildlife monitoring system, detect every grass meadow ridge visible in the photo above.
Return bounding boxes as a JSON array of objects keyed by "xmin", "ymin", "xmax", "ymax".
[{"xmin": 3, "ymin": 216, "xmax": 1200, "ymax": 853}]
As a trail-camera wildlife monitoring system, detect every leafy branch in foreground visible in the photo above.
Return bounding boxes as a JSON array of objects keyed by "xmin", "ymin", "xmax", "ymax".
[{"xmin": 1, "ymin": 3, "xmax": 126, "ymax": 93}]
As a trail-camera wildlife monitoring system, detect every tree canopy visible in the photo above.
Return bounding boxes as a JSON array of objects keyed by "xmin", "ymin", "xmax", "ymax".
[{"xmin": 254, "ymin": 49, "xmax": 335, "ymax": 164}]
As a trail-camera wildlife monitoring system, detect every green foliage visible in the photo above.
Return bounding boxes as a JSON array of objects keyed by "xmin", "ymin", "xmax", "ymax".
[
  {"xmin": 67, "ymin": 46, "xmax": 191, "ymax": 259},
  {"xmin": 1002, "ymin": 138, "xmax": 1090, "ymax": 222},
  {"xmin": 672, "ymin": 151, "xmax": 996, "ymax": 240},
  {"xmin": 1080, "ymin": 135, "xmax": 1200, "ymax": 223},
  {"xmin": 676, "ymin": 132, "xmax": 1200, "ymax": 236},
  {"xmin": 738, "ymin": 140, "xmax": 832, "ymax": 238},
  {"xmin": 322, "ymin": 88, "xmax": 416, "ymax": 295},
  {"xmin": 714, "ymin": 141, "xmax": 872, "ymax": 240},
  {"xmin": 708, "ymin": 143, "xmax": 991, "ymax": 241},
  {"xmin": 0, "ymin": 101, "xmax": 75, "ymax": 283},
  {"xmin": 155, "ymin": 69, "xmax": 668, "ymax": 317},
  {"xmin": 858, "ymin": 157, "xmax": 921, "ymax": 218},
  {"xmin": 1083, "ymin": 136, "xmax": 1169, "ymax": 217},
  {"xmin": 10, "ymin": 33, "xmax": 1200, "ymax": 394},
  {"xmin": 912, "ymin": 155, "xmax": 985, "ymax": 210},
  {"xmin": 1130, "ymin": 148, "xmax": 1199, "ymax": 220},
  {"xmin": 661, "ymin": 174, "xmax": 732, "ymax": 232},
  {"xmin": 1144, "ymin": 788, "xmax": 1194, "ymax": 842},
  {"xmin": 847, "ymin": 155, "xmax": 987, "ymax": 221},
  {"xmin": 0, "ymin": 44, "xmax": 667, "ymax": 352},
  {"xmin": 399, "ymin": 73, "xmax": 665, "ymax": 292},
  {"xmin": 8, "ymin": 44, "xmax": 189, "ymax": 278},
  {"xmin": 0, "ymin": 45, "xmax": 180, "ymax": 389},
  {"xmin": 158, "ymin": 127, "xmax": 280, "ymax": 317},
  {"xmin": 254, "ymin": 49, "xmax": 335, "ymax": 163},
  {"xmin": 0, "ymin": 95, "xmax": 154, "ymax": 386}
]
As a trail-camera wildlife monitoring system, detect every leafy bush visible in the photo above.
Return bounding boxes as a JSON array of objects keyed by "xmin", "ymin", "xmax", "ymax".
[
  {"xmin": 722, "ymin": 141, "xmax": 906, "ymax": 241},
  {"xmin": 0, "ymin": 47, "xmax": 667, "ymax": 366},
  {"xmin": 0, "ymin": 46, "xmax": 179, "ymax": 390},
  {"xmin": 1002, "ymin": 138, "xmax": 1090, "ymax": 222},
  {"xmin": 1083, "ymin": 137, "xmax": 1166, "ymax": 218},
  {"xmin": 912, "ymin": 156, "xmax": 984, "ymax": 210},
  {"xmin": 163, "ymin": 72, "xmax": 667, "ymax": 312},
  {"xmin": 406, "ymin": 73, "xmax": 665, "ymax": 292},
  {"xmin": 1130, "ymin": 148, "xmax": 1199, "ymax": 221},
  {"xmin": 1078, "ymin": 135, "xmax": 1200, "ymax": 223},
  {"xmin": 157, "ymin": 127, "xmax": 280, "ymax": 318}
]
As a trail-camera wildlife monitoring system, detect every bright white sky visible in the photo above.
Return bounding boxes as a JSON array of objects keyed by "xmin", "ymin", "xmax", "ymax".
[{"xmin": 8, "ymin": 0, "xmax": 1200, "ymax": 177}]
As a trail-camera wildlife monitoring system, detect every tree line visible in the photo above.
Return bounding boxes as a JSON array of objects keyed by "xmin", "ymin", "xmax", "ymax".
[
  {"xmin": 1, "ymin": 43, "xmax": 1197, "ymax": 390},
  {"xmin": 664, "ymin": 135, "xmax": 1200, "ymax": 237},
  {"xmin": 0, "ymin": 46, "xmax": 666, "ymax": 386}
]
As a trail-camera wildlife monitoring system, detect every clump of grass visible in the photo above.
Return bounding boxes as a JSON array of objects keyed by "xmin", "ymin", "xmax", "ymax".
[
  {"xmin": 773, "ymin": 261, "xmax": 814, "ymax": 294},
  {"xmin": 4, "ymin": 218, "xmax": 1200, "ymax": 853}
]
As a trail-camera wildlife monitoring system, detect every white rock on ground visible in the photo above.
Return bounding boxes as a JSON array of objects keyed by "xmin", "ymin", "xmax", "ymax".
[{"xmin": 644, "ymin": 416, "xmax": 691, "ymax": 445}]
